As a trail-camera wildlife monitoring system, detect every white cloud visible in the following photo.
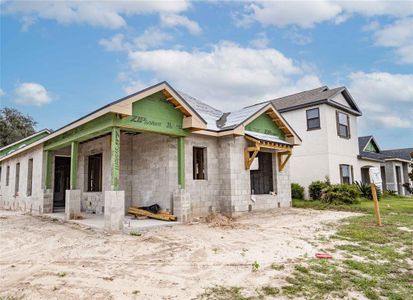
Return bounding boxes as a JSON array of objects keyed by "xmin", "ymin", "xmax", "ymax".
[
  {"xmin": 284, "ymin": 30, "xmax": 312, "ymax": 45},
  {"xmin": 240, "ymin": 0, "xmax": 413, "ymax": 28},
  {"xmin": 14, "ymin": 83, "xmax": 53, "ymax": 106},
  {"xmin": 0, "ymin": 88, "xmax": 5, "ymax": 96},
  {"xmin": 348, "ymin": 71, "xmax": 413, "ymax": 129},
  {"xmin": 2, "ymin": 0, "xmax": 190, "ymax": 29},
  {"xmin": 125, "ymin": 42, "xmax": 322, "ymax": 110},
  {"xmin": 133, "ymin": 27, "xmax": 173, "ymax": 50},
  {"xmin": 373, "ymin": 18, "xmax": 413, "ymax": 64},
  {"xmin": 100, "ymin": 27, "xmax": 172, "ymax": 52},
  {"xmin": 160, "ymin": 13, "xmax": 202, "ymax": 35},
  {"xmin": 249, "ymin": 32, "xmax": 269, "ymax": 48},
  {"xmin": 99, "ymin": 34, "xmax": 128, "ymax": 52},
  {"xmin": 242, "ymin": 0, "xmax": 342, "ymax": 28}
]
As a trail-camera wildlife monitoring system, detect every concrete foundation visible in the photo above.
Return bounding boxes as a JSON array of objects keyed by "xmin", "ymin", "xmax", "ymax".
[
  {"xmin": 104, "ymin": 190, "xmax": 125, "ymax": 232},
  {"xmin": 65, "ymin": 189, "xmax": 81, "ymax": 220},
  {"xmin": 173, "ymin": 189, "xmax": 191, "ymax": 222}
]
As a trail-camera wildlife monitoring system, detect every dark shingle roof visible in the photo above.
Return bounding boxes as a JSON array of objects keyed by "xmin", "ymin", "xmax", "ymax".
[
  {"xmin": 256, "ymin": 85, "xmax": 362, "ymax": 115},
  {"xmin": 381, "ymin": 148, "xmax": 413, "ymax": 161},
  {"xmin": 358, "ymin": 135, "xmax": 412, "ymax": 162}
]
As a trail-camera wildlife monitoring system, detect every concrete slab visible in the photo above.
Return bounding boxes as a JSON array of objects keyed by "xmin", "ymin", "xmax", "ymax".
[{"xmin": 44, "ymin": 212, "xmax": 180, "ymax": 233}]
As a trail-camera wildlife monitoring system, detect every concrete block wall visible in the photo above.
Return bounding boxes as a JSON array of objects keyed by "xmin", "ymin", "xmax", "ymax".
[
  {"xmin": 0, "ymin": 145, "xmax": 45, "ymax": 214},
  {"xmin": 131, "ymin": 133, "xmax": 177, "ymax": 212},
  {"xmin": 77, "ymin": 135, "xmax": 112, "ymax": 214},
  {"xmin": 185, "ymin": 134, "xmax": 220, "ymax": 217}
]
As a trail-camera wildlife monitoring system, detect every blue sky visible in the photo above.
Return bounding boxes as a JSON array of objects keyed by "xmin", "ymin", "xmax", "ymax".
[{"xmin": 1, "ymin": 0, "xmax": 412, "ymax": 148}]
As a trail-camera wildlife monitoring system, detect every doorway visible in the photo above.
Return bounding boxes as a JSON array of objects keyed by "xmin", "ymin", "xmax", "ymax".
[
  {"xmin": 395, "ymin": 166, "xmax": 402, "ymax": 195},
  {"xmin": 53, "ymin": 156, "xmax": 71, "ymax": 212},
  {"xmin": 250, "ymin": 152, "xmax": 274, "ymax": 195}
]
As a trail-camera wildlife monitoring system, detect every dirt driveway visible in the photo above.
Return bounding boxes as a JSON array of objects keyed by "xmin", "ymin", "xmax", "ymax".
[{"xmin": 0, "ymin": 208, "xmax": 356, "ymax": 299}]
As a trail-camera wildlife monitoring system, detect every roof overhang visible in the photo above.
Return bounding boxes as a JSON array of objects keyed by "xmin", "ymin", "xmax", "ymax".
[
  {"xmin": 241, "ymin": 103, "xmax": 302, "ymax": 145},
  {"xmin": 384, "ymin": 158, "xmax": 411, "ymax": 163},
  {"xmin": 0, "ymin": 82, "xmax": 207, "ymax": 162},
  {"xmin": 357, "ymin": 155, "xmax": 384, "ymax": 163}
]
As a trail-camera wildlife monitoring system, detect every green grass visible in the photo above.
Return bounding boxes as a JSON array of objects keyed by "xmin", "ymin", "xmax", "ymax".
[
  {"xmin": 285, "ymin": 196, "xmax": 413, "ymax": 299},
  {"xmin": 196, "ymin": 196, "xmax": 413, "ymax": 300}
]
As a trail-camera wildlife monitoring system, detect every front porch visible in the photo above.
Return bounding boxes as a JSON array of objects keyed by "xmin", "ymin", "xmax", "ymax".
[{"xmin": 43, "ymin": 127, "xmax": 188, "ymax": 231}]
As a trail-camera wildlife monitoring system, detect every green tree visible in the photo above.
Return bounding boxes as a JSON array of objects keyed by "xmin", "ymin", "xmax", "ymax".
[{"xmin": 0, "ymin": 107, "xmax": 37, "ymax": 147}]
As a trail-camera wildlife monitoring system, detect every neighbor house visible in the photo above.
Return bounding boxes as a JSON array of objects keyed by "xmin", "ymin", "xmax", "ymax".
[
  {"xmin": 358, "ymin": 135, "xmax": 412, "ymax": 195},
  {"xmin": 249, "ymin": 86, "xmax": 363, "ymax": 198},
  {"xmin": 0, "ymin": 81, "xmax": 301, "ymax": 230}
]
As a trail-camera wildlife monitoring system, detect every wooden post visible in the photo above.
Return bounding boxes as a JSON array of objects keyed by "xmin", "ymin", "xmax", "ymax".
[
  {"xmin": 70, "ymin": 141, "xmax": 78, "ymax": 190},
  {"xmin": 370, "ymin": 183, "xmax": 382, "ymax": 226},
  {"xmin": 111, "ymin": 127, "xmax": 120, "ymax": 191}
]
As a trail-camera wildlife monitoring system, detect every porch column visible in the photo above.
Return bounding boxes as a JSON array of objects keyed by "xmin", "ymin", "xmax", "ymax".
[
  {"xmin": 105, "ymin": 126, "xmax": 123, "ymax": 232},
  {"xmin": 66, "ymin": 141, "xmax": 81, "ymax": 220},
  {"xmin": 111, "ymin": 126, "xmax": 120, "ymax": 191},
  {"xmin": 44, "ymin": 150, "xmax": 53, "ymax": 189},
  {"xmin": 174, "ymin": 136, "xmax": 191, "ymax": 222},
  {"xmin": 177, "ymin": 136, "xmax": 185, "ymax": 188},
  {"xmin": 43, "ymin": 150, "xmax": 54, "ymax": 213},
  {"xmin": 70, "ymin": 141, "xmax": 78, "ymax": 189}
]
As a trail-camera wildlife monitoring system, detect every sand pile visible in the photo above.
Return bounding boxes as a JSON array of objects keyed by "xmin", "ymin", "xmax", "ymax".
[{"xmin": 204, "ymin": 213, "xmax": 237, "ymax": 228}]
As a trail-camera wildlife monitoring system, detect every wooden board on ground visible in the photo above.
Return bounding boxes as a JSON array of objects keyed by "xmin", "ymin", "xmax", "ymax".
[{"xmin": 127, "ymin": 207, "xmax": 177, "ymax": 221}]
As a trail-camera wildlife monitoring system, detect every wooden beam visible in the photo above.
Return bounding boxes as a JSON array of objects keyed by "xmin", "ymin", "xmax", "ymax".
[
  {"xmin": 278, "ymin": 150, "xmax": 292, "ymax": 172},
  {"xmin": 244, "ymin": 143, "xmax": 260, "ymax": 170}
]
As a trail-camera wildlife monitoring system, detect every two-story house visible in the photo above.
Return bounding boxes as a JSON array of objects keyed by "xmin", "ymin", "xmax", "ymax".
[{"xmin": 250, "ymin": 86, "xmax": 363, "ymax": 198}]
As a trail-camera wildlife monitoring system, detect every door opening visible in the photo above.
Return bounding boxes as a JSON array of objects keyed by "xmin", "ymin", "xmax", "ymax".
[
  {"xmin": 53, "ymin": 156, "xmax": 71, "ymax": 212},
  {"xmin": 250, "ymin": 152, "xmax": 274, "ymax": 195},
  {"xmin": 395, "ymin": 166, "xmax": 402, "ymax": 195}
]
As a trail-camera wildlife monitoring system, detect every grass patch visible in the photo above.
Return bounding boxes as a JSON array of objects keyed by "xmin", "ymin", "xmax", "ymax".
[
  {"xmin": 285, "ymin": 196, "xmax": 413, "ymax": 299},
  {"xmin": 129, "ymin": 231, "xmax": 142, "ymax": 237},
  {"xmin": 198, "ymin": 286, "xmax": 253, "ymax": 300},
  {"xmin": 196, "ymin": 196, "xmax": 413, "ymax": 300}
]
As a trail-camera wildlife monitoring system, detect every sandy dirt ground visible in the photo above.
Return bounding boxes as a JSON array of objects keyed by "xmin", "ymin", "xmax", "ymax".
[{"xmin": 0, "ymin": 208, "xmax": 356, "ymax": 299}]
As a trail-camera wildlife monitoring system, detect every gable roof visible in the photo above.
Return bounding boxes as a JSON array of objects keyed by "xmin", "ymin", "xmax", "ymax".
[
  {"xmin": 260, "ymin": 85, "xmax": 362, "ymax": 116},
  {"xmin": 358, "ymin": 135, "xmax": 381, "ymax": 153}
]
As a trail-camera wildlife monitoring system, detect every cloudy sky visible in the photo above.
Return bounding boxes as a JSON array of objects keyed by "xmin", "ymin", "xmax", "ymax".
[{"xmin": 1, "ymin": 0, "xmax": 412, "ymax": 148}]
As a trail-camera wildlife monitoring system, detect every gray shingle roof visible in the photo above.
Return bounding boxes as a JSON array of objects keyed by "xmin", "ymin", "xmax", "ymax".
[
  {"xmin": 381, "ymin": 148, "xmax": 413, "ymax": 161},
  {"xmin": 177, "ymin": 91, "xmax": 269, "ymax": 131},
  {"xmin": 246, "ymin": 85, "xmax": 362, "ymax": 115},
  {"xmin": 358, "ymin": 135, "xmax": 412, "ymax": 162}
]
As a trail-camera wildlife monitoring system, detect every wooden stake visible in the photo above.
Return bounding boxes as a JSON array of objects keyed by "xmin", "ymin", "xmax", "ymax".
[{"xmin": 370, "ymin": 183, "xmax": 382, "ymax": 226}]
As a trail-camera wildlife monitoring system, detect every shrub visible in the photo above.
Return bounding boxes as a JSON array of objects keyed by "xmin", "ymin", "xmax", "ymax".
[
  {"xmin": 355, "ymin": 181, "xmax": 381, "ymax": 200},
  {"xmin": 291, "ymin": 183, "xmax": 304, "ymax": 199},
  {"xmin": 308, "ymin": 180, "xmax": 329, "ymax": 200},
  {"xmin": 383, "ymin": 190, "xmax": 397, "ymax": 197},
  {"xmin": 322, "ymin": 184, "xmax": 360, "ymax": 205}
]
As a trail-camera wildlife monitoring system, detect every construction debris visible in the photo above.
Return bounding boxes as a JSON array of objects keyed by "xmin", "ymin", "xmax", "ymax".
[{"xmin": 128, "ymin": 207, "xmax": 177, "ymax": 221}]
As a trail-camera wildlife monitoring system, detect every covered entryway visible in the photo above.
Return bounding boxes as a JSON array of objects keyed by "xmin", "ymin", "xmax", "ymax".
[{"xmin": 53, "ymin": 156, "xmax": 70, "ymax": 212}]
